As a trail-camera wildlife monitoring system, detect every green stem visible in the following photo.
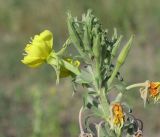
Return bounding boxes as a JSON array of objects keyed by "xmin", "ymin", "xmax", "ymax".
[
  {"xmin": 97, "ymin": 121, "xmax": 104, "ymax": 137},
  {"xmin": 56, "ymin": 38, "xmax": 71, "ymax": 56},
  {"xmin": 89, "ymin": 63, "xmax": 109, "ymax": 119},
  {"xmin": 99, "ymin": 88, "xmax": 110, "ymax": 119},
  {"xmin": 107, "ymin": 63, "xmax": 121, "ymax": 87}
]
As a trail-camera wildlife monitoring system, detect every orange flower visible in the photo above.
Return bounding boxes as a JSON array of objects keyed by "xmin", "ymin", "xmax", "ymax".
[
  {"xmin": 108, "ymin": 103, "xmax": 125, "ymax": 136},
  {"xmin": 112, "ymin": 103, "xmax": 124, "ymax": 126},
  {"xmin": 136, "ymin": 81, "xmax": 160, "ymax": 105},
  {"xmin": 149, "ymin": 82, "xmax": 160, "ymax": 97}
]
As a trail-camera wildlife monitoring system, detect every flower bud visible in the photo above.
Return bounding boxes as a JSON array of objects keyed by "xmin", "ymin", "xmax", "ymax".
[
  {"xmin": 117, "ymin": 35, "xmax": 133, "ymax": 65},
  {"xmin": 111, "ymin": 35, "xmax": 123, "ymax": 59}
]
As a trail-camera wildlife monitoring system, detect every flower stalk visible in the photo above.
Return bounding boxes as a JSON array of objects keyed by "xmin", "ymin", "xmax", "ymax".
[{"xmin": 79, "ymin": 106, "xmax": 85, "ymax": 135}]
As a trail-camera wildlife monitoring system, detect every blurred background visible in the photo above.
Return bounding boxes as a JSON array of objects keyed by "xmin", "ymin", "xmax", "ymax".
[{"xmin": 0, "ymin": 0, "xmax": 160, "ymax": 137}]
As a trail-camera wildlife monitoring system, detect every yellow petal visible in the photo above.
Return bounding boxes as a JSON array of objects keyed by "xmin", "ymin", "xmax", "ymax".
[
  {"xmin": 24, "ymin": 44, "xmax": 32, "ymax": 53},
  {"xmin": 30, "ymin": 43, "xmax": 51, "ymax": 58},
  {"xmin": 32, "ymin": 30, "xmax": 53, "ymax": 51},
  {"xmin": 21, "ymin": 56, "xmax": 44, "ymax": 67},
  {"xmin": 39, "ymin": 30, "xmax": 53, "ymax": 49}
]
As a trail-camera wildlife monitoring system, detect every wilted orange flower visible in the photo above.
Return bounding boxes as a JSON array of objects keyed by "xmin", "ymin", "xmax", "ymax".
[
  {"xmin": 126, "ymin": 80, "xmax": 160, "ymax": 105},
  {"xmin": 112, "ymin": 103, "xmax": 124, "ymax": 126}
]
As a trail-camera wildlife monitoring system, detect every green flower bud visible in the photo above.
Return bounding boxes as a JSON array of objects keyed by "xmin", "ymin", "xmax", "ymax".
[
  {"xmin": 112, "ymin": 28, "xmax": 118, "ymax": 41},
  {"xmin": 117, "ymin": 35, "xmax": 133, "ymax": 65},
  {"xmin": 111, "ymin": 35, "xmax": 123, "ymax": 60}
]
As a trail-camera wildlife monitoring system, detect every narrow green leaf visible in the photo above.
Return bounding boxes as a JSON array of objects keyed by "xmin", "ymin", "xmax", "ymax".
[
  {"xmin": 93, "ymin": 33, "xmax": 101, "ymax": 58},
  {"xmin": 75, "ymin": 70, "xmax": 93, "ymax": 84},
  {"xmin": 83, "ymin": 25, "xmax": 92, "ymax": 52},
  {"xmin": 67, "ymin": 13, "xmax": 85, "ymax": 57}
]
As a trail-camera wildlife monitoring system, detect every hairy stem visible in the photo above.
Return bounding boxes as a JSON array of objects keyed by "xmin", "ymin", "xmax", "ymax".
[
  {"xmin": 107, "ymin": 63, "xmax": 121, "ymax": 88},
  {"xmin": 99, "ymin": 88, "xmax": 110, "ymax": 118},
  {"xmin": 97, "ymin": 121, "xmax": 104, "ymax": 137}
]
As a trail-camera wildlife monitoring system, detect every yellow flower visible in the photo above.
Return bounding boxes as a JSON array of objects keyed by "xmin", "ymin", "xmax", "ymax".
[
  {"xmin": 60, "ymin": 58, "xmax": 80, "ymax": 78},
  {"xmin": 21, "ymin": 30, "xmax": 53, "ymax": 67}
]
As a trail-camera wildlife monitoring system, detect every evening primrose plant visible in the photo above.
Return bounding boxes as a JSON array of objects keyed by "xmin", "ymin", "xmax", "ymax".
[{"xmin": 22, "ymin": 10, "xmax": 160, "ymax": 137}]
